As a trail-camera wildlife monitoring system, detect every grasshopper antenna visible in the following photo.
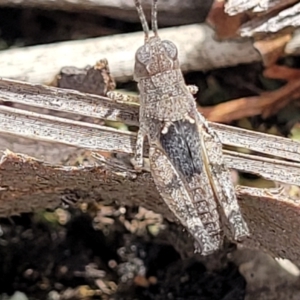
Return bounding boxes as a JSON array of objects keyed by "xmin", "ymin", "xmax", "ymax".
[
  {"xmin": 134, "ymin": 0, "xmax": 150, "ymax": 41},
  {"xmin": 152, "ymin": 0, "xmax": 158, "ymax": 36}
]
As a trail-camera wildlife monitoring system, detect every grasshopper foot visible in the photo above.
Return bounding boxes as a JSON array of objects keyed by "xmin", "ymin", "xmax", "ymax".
[
  {"xmin": 230, "ymin": 212, "xmax": 249, "ymax": 241},
  {"xmin": 130, "ymin": 157, "xmax": 143, "ymax": 172},
  {"xmin": 194, "ymin": 236, "xmax": 219, "ymax": 256}
]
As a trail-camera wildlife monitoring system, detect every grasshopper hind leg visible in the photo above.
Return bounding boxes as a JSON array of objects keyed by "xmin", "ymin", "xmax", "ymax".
[
  {"xmin": 195, "ymin": 112, "xmax": 249, "ymax": 241},
  {"xmin": 214, "ymin": 167, "xmax": 250, "ymax": 241}
]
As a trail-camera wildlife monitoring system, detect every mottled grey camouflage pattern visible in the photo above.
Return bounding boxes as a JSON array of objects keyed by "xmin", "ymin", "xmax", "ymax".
[{"xmin": 131, "ymin": 0, "xmax": 249, "ymax": 255}]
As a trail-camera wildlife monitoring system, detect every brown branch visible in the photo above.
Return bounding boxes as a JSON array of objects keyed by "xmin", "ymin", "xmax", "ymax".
[
  {"xmin": 1, "ymin": 151, "xmax": 300, "ymax": 265},
  {"xmin": 263, "ymin": 65, "xmax": 300, "ymax": 81},
  {"xmin": 199, "ymin": 79, "xmax": 300, "ymax": 122}
]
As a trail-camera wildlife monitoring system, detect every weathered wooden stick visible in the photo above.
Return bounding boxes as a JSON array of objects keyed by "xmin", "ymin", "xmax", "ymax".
[
  {"xmin": 0, "ymin": 24, "xmax": 261, "ymax": 84},
  {"xmin": 0, "ymin": 78, "xmax": 299, "ymax": 162},
  {"xmin": 1, "ymin": 105, "xmax": 300, "ymax": 187}
]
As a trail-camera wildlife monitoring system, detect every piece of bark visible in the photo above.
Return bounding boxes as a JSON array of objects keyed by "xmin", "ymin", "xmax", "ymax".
[
  {"xmin": 1, "ymin": 151, "xmax": 300, "ymax": 265},
  {"xmin": 0, "ymin": 24, "xmax": 261, "ymax": 84},
  {"xmin": 0, "ymin": 0, "xmax": 213, "ymax": 26},
  {"xmin": 55, "ymin": 59, "xmax": 116, "ymax": 96}
]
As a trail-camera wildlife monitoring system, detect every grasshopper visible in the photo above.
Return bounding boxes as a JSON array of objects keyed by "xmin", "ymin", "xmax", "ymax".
[{"xmin": 129, "ymin": 0, "xmax": 249, "ymax": 255}]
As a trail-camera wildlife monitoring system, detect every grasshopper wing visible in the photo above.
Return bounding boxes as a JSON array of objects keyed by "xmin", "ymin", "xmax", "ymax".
[{"xmin": 149, "ymin": 120, "xmax": 223, "ymax": 255}]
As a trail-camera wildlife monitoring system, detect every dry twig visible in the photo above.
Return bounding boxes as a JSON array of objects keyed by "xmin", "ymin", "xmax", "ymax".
[{"xmin": 200, "ymin": 78, "xmax": 300, "ymax": 122}]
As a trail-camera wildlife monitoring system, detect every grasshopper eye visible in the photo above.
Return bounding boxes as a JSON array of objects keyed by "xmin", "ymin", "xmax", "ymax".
[
  {"xmin": 162, "ymin": 40, "xmax": 177, "ymax": 60},
  {"xmin": 136, "ymin": 44, "xmax": 151, "ymax": 65}
]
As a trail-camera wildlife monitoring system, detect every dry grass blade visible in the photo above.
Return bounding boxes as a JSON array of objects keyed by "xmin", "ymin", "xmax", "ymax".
[
  {"xmin": 1, "ymin": 105, "xmax": 300, "ymax": 187},
  {"xmin": 1, "ymin": 78, "xmax": 300, "ymax": 161}
]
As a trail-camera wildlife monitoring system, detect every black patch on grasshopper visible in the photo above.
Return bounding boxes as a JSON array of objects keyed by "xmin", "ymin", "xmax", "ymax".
[{"xmin": 160, "ymin": 120, "xmax": 203, "ymax": 180}]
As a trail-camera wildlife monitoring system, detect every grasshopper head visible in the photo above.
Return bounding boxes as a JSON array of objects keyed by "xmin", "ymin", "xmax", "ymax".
[
  {"xmin": 133, "ymin": 0, "xmax": 180, "ymax": 81},
  {"xmin": 134, "ymin": 36, "xmax": 180, "ymax": 80}
]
